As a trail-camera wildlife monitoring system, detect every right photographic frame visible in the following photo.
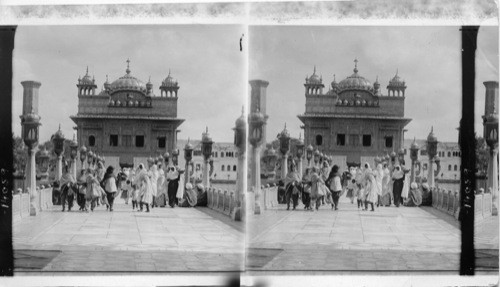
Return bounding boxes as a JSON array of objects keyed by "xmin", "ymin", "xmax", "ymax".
[{"xmin": 245, "ymin": 25, "xmax": 498, "ymax": 274}]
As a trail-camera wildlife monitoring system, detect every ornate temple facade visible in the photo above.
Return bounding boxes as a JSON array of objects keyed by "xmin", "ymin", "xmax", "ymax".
[
  {"xmin": 298, "ymin": 59, "xmax": 412, "ymax": 167},
  {"xmin": 71, "ymin": 60, "xmax": 184, "ymax": 168}
]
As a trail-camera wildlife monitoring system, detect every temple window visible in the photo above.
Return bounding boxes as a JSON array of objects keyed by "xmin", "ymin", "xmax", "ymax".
[
  {"xmin": 222, "ymin": 165, "xmax": 225, "ymax": 171},
  {"xmin": 158, "ymin": 137, "xmax": 166, "ymax": 148},
  {"xmin": 135, "ymin": 135, "xmax": 144, "ymax": 147},
  {"xmin": 349, "ymin": 134, "xmax": 359, "ymax": 146},
  {"xmin": 110, "ymin": 134, "xmax": 118, "ymax": 147},
  {"xmin": 233, "ymin": 165, "xmax": 237, "ymax": 171},
  {"xmin": 448, "ymin": 151, "xmax": 451, "ymax": 157},
  {"xmin": 88, "ymin": 135, "xmax": 95, "ymax": 147},
  {"xmin": 227, "ymin": 165, "xmax": 230, "ymax": 171},
  {"xmin": 362, "ymin": 134, "xmax": 371, "ymax": 147},
  {"xmin": 385, "ymin": 136, "xmax": 393, "ymax": 148},
  {"xmin": 336, "ymin": 134, "xmax": 345, "ymax": 146},
  {"xmin": 454, "ymin": 165, "xmax": 458, "ymax": 171},
  {"xmin": 315, "ymin": 135, "xmax": 323, "ymax": 146},
  {"xmin": 448, "ymin": 165, "xmax": 451, "ymax": 171},
  {"xmin": 221, "ymin": 152, "xmax": 224, "ymax": 158}
]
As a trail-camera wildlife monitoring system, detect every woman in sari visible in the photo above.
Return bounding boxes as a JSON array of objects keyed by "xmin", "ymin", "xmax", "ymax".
[
  {"xmin": 354, "ymin": 167, "xmax": 364, "ymax": 209},
  {"xmin": 321, "ymin": 161, "xmax": 332, "ymax": 205},
  {"xmin": 102, "ymin": 166, "xmax": 118, "ymax": 212},
  {"xmin": 284, "ymin": 161, "xmax": 301, "ymax": 210},
  {"xmin": 380, "ymin": 163, "xmax": 392, "ymax": 206},
  {"xmin": 166, "ymin": 165, "xmax": 182, "ymax": 208},
  {"xmin": 327, "ymin": 165, "xmax": 342, "ymax": 210},
  {"xmin": 310, "ymin": 167, "xmax": 327, "ymax": 211},
  {"xmin": 301, "ymin": 168, "xmax": 312, "ymax": 210},
  {"xmin": 137, "ymin": 166, "xmax": 153, "ymax": 212},
  {"xmin": 156, "ymin": 164, "xmax": 167, "ymax": 207},
  {"xmin": 149, "ymin": 164, "xmax": 159, "ymax": 208},
  {"xmin": 364, "ymin": 168, "xmax": 378, "ymax": 212},
  {"xmin": 178, "ymin": 182, "xmax": 198, "ymax": 207},
  {"xmin": 85, "ymin": 169, "xmax": 102, "ymax": 212},
  {"xmin": 405, "ymin": 182, "xmax": 422, "ymax": 207},
  {"xmin": 392, "ymin": 165, "xmax": 405, "ymax": 207},
  {"xmin": 374, "ymin": 164, "xmax": 384, "ymax": 207}
]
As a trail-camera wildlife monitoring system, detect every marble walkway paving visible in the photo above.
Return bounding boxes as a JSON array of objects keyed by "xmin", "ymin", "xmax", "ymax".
[
  {"xmin": 13, "ymin": 202, "xmax": 244, "ymax": 272},
  {"xmin": 247, "ymin": 195, "xmax": 498, "ymax": 272}
]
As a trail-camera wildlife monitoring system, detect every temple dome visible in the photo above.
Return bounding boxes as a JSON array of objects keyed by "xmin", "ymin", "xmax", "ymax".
[
  {"xmin": 109, "ymin": 59, "xmax": 147, "ymax": 93},
  {"xmin": 305, "ymin": 66, "xmax": 322, "ymax": 85},
  {"xmin": 389, "ymin": 71, "xmax": 406, "ymax": 87},
  {"xmin": 338, "ymin": 59, "xmax": 373, "ymax": 91}
]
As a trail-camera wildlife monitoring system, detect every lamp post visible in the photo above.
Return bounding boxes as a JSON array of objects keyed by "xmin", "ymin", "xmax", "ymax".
[
  {"xmin": 201, "ymin": 127, "xmax": 214, "ymax": 188},
  {"xmin": 483, "ymin": 81, "xmax": 499, "ymax": 215},
  {"xmin": 313, "ymin": 149, "xmax": 320, "ymax": 168},
  {"xmin": 172, "ymin": 148, "xmax": 180, "ymax": 166},
  {"xmin": 306, "ymin": 144, "xmax": 313, "ymax": 168},
  {"xmin": 163, "ymin": 151, "xmax": 170, "ymax": 167},
  {"xmin": 69, "ymin": 136, "xmax": 78, "ymax": 179},
  {"xmin": 296, "ymin": 133, "xmax": 305, "ymax": 176},
  {"xmin": 262, "ymin": 145, "xmax": 278, "ymax": 179},
  {"xmin": 410, "ymin": 138, "xmax": 420, "ymax": 184},
  {"xmin": 249, "ymin": 109, "xmax": 266, "ymax": 215},
  {"xmin": 87, "ymin": 150, "xmax": 94, "ymax": 169},
  {"xmin": 79, "ymin": 145, "xmax": 87, "ymax": 170},
  {"xmin": 232, "ymin": 109, "xmax": 246, "ymax": 221},
  {"xmin": 183, "ymin": 139, "xmax": 194, "ymax": 185},
  {"xmin": 20, "ymin": 80, "xmax": 42, "ymax": 216},
  {"xmin": 51, "ymin": 125, "xmax": 65, "ymax": 181},
  {"xmin": 278, "ymin": 123, "xmax": 291, "ymax": 179},
  {"xmin": 426, "ymin": 127, "xmax": 439, "ymax": 188},
  {"xmin": 398, "ymin": 148, "xmax": 406, "ymax": 166},
  {"xmin": 37, "ymin": 147, "xmax": 50, "ymax": 182}
]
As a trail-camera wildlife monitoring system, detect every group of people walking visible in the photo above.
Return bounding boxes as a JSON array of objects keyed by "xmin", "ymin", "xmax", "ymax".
[
  {"xmin": 282, "ymin": 159, "xmax": 424, "ymax": 212},
  {"xmin": 58, "ymin": 160, "xmax": 207, "ymax": 213}
]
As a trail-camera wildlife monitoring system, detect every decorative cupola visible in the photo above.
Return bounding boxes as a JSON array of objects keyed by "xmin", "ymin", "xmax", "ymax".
[
  {"xmin": 387, "ymin": 69, "xmax": 407, "ymax": 97},
  {"xmin": 103, "ymin": 75, "xmax": 110, "ymax": 91},
  {"xmin": 159, "ymin": 69, "xmax": 180, "ymax": 98},
  {"xmin": 77, "ymin": 66, "xmax": 97, "ymax": 96},
  {"xmin": 331, "ymin": 74, "xmax": 339, "ymax": 93},
  {"xmin": 146, "ymin": 76, "xmax": 153, "ymax": 95},
  {"xmin": 304, "ymin": 65, "xmax": 325, "ymax": 96},
  {"xmin": 374, "ymin": 76, "xmax": 380, "ymax": 95}
]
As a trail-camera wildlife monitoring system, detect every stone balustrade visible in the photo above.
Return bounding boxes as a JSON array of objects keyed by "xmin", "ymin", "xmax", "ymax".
[
  {"xmin": 431, "ymin": 187, "xmax": 493, "ymax": 221},
  {"xmin": 206, "ymin": 187, "xmax": 236, "ymax": 218},
  {"xmin": 12, "ymin": 186, "xmax": 53, "ymax": 221}
]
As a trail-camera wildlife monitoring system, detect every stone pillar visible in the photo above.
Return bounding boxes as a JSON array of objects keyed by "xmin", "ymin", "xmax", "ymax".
[
  {"xmin": 281, "ymin": 155, "xmax": 288, "ymax": 179},
  {"xmin": 202, "ymin": 159, "xmax": 210, "ymax": 188},
  {"xmin": 428, "ymin": 158, "xmax": 435, "ymax": 188},
  {"xmin": 489, "ymin": 147, "xmax": 498, "ymax": 215},
  {"xmin": 252, "ymin": 145, "xmax": 262, "ymax": 214},
  {"xmin": 56, "ymin": 155, "xmax": 63, "ymax": 181},
  {"xmin": 233, "ymin": 150, "xmax": 245, "ymax": 221},
  {"xmin": 297, "ymin": 157, "xmax": 303, "ymax": 178},
  {"xmin": 26, "ymin": 148, "xmax": 38, "ymax": 215},
  {"xmin": 410, "ymin": 159, "xmax": 416, "ymax": 184}
]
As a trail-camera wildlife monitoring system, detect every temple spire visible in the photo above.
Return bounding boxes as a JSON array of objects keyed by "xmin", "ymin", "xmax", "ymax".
[
  {"xmin": 126, "ymin": 58, "xmax": 131, "ymax": 74},
  {"xmin": 354, "ymin": 58, "xmax": 358, "ymax": 73}
]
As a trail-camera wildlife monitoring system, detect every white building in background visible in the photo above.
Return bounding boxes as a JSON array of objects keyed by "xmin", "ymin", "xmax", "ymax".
[
  {"xmin": 176, "ymin": 139, "xmax": 238, "ymax": 181},
  {"xmin": 403, "ymin": 139, "xmax": 461, "ymax": 181}
]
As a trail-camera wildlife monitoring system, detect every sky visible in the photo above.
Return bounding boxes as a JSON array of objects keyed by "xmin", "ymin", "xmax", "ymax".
[
  {"xmin": 249, "ymin": 26, "xmax": 498, "ymax": 143},
  {"xmin": 12, "ymin": 25, "xmax": 246, "ymax": 143}
]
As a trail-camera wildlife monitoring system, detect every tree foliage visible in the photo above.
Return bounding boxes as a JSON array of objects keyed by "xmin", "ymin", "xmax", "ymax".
[{"xmin": 475, "ymin": 135, "xmax": 489, "ymax": 175}]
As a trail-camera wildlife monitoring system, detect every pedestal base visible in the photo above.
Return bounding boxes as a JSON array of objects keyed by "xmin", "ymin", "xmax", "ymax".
[
  {"xmin": 231, "ymin": 207, "xmax": 242, "ymax": 221},
  {"xmin": 254, "ymin": 203, "xmax": 261, "ymax": 215}
]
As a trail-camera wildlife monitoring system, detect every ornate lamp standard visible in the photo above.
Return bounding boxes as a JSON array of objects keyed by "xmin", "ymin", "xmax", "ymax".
[
  {"xmin": 306, "ymin": 144, "xmax": 313, "ymax": 168},
  {"xmin": 20, "ymin": 81, "xmax": 42, "ymax": 216},
  {"xmin": 201, "ymin": 127, "xmax": 214, "ymax": 188},
  {"xmin": 410, "ymin": 138, "xmax": 421, "ymax": 183},
  {"xmin": 87, "ymin": 150, "xmax": 94, "ymax": 169},
  {"xmin": 426, "ymin": 127, "xmax": 439, "ymax": 188},
  {"xmin": 313, "ymin": 149, "xmax": 320, "ymax": 168},
  {"xmin": 163, "ymin": 151, "xmax": 170, "ymax": 167},
  {"xmin": 390, "ymin": 150, "xmax": 397, "ymax": 168},
  {"xmin": 483, "ymin": 81, "xmax": 499, "ymax": 215},
  {"xmin": 36, "ymin": 147, "xmax": 50, "ymax": 182},
  {"xmin": 398, "ymin": 148, "xmax": 406, "ymax": 166},
  {"xmin": 172, "ymin": 148, "xmax": 180, "ymax": 166},
  {"xmin": 278, "ymin": 123, "xmax": 291, "ymax": 179},
  {"xmin": 79, "ymin": 145, "xmax": 87, "ymax": 170},
  {"xmin": 296, "ymin": 134, "xmax": 305, "ymax": 176},
  {"xmin": 232, "ymin": 109, "xmax": 246, "ymax": 221},
  {"xmin": 69, "ymin": 136, "xmax": 78, "ymax": 179},
  {"xmin": 249, "ymin": 109, "xmax": 266, "ymax": 215},
  {"xmin": 51, "ymin": 125, "xmax": 65, "ymax": 181},
  {"xmin": 183, "ymin": 139, "xmax": 194, "ymax": 185}
]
